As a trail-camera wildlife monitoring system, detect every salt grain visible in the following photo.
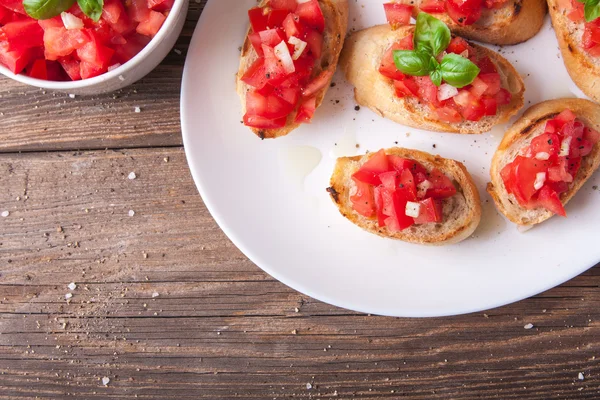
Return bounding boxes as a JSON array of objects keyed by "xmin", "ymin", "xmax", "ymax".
[
  {"xmin": 306, "ymin": 383, "xmax": 312, "ymax": 390},
  {"xmin": 65, "ymin": 293, "xmax": 73, "ymax": 300},
  {"xmin": 578, "ymin": 372, "xmax": 585, "ymax": 380},
  {"xmin": 68, "ymin": 94, "xmax": 76, "ymax": 99},
  {"xmin": 134, "ymin": 106, "xmax": 141, "ymax": 113},
  {"xmin": 128, "ymin": 172, "xmax": 137, "ymax": 180},
  {"xmin": 128, "ymin": 210, "xmax": 135, "ymax": 217},
  {"xmin": 524, "ymin": 323, "xmax": 534, "ymax": 330},
  {"xmin": 173, "ymin": 49, "xmax": 182, "ymax": 55},
  {"xmin": 1, "ymin": 211, "xmax": 8, "ymax": 217},
  {"xmin": 152, "ymin": 292, "xmax": 159, "ymax": 298},
  {"xmin": 67, "ymin": 283, "xmax": 77, "ymax": 291},
  {"xmin": 118, "ymin": 75, "xmax": 125, "ymax": 81},
  {"xmin": 102, "ymin": 377, "xmax": 110, "ymax": 386}
]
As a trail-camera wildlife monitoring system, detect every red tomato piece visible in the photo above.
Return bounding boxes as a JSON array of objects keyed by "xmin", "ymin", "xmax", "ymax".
[
  {"xmin": 399, "ymin": 169, "xmax": 418, "ymax": 200},
  {"xmin": 567, "ymin": 0, "xmax": 585, "ymax": 22},
  {"xmin": 469, "ymin": 76, "xmax": 489, "ymax": 98},
  {"xmin": 38, "ymin": 16, "xmax": 63, "ymax": 29},
  {"xmin": 373, "ymin": 186, "xmax": 388, "ymax": 227},
  {"xmin": 494, "ymin": 88, "xmax": 512, "ymax": 106},
  {"xmin": 302, "ymin": 69, "xmax": 333, "ymax": 97},
  {"xmin": 379, "ymin": 171, "xmax": 399, "ymax": 191},
  {"xmin": 350, "ymin": 178, "xmax": 376, "ymax": 217},
  {"xmin": 243, "ymin": 114, "xmax": 287, "ymax": 129},
  {"xmin": 0, "ymin": 19, "xmax": 44, "ymax": 51},
  {"xmin": 383, "ymin": 3, "xmax": 413, "ymax": 29},
  {"xmin": 76, "ymin": 33, "xmax": 115, "ymax": 73},
  {"xmin": 269, "ymin": 0, "xmax": 297, "ymax": 11},
  {"xmin": 388, "ymin": 156, "xmax": 428, "ymax": 183},
  {"xmin": 379, "ymin": 40, "xmax": 410, "ymax": 80},
  {"xmin": 500, "ymin": 162, "xmax": 527, "ymax": 204},
  {"xmin": 27, "ymin": 58, "xmax": 47, "ymax": 80},
  {"xmin": 148, "ymin": 0, "xmax": 174, "ymax": 12},
  {"xmin": 436, "ymin": 106, "xmax": 463, "ymax": 122},
  {"xmin": 43, "ymin": 27, "xmax": 89, "ymax": 61},
  {"xmin": 394, "ymin": 77, "xmax": 419, "ymax": 97},
  {"xmin": 528, "ymin": 132, "xmax": 560, "ymax": 160},
  {"xmin": 273, "ymin": 85, "xmax": 299, "ymax": 106},
  {"xmin": 128, "ymin": 0, "xmax": 151, "ymax": 23},
  {"xmin": 304, "ymin": 29, "xmax": 323, "ymax": 58},
  {"xmin": 414, "ymin": 76, "xmax": 442, "ymax": 107},
  {"xmin": 478, "ymin": 73, "xmax": 501, "ymax": 95},
  {"xmin": 58, "ymin": 56, "xmax": 82, "ymax": 80},
  {"xmin": 248, "ymin": 7, "xmax": 269, "ymax": 33},
  {"xmin": 446, "ymin": 0, "xmax": 482, "ymax": 26},
  {"xmin": 481, "ymin": 96, "xmax": 497, "ymax": 116},
  {"xmin": 413, "ymin": 197, "xmax": 443, "ymax": 224},
  {"xmin": 387, "ymin": 189, "xmax": 415, "ymax": 231},
  {"xmin": 103, "ymin": 0, "xmax": 124, "ymax": 23},
  {"xmin": 246, "ymin": 90, "xmax": 294, "ymax": 119},
  {"xmin": 113, "ymin": 32, "xmax": 150, "ymax": 64},
  {"xmin": 427, "ymin": 168, "xmax": 457, "ymax": 199},
  {"xmin": 534, "ymin": 186, "xmax": 566, "ymax": 217},
  {"xmin": 248, "ymin": 32, "xmax": 264, "ymax": 56},
  {"xmin": 352, "ymin": 149, "xmax": 390, "ymax": 185},
  {"xmin": 474, "ymin": 55, "xmax": 497, "ymax": 74},
  {"xmin": 136, "ymin": 10, "xmax": 166, "ymax": 37},
  {"xmin": 566, "ymin": 157, "xmax": 582, "ymax": 178},
  {"xmin": 420, "ymin": 0, "xmax": 446, "ymax": 12},
  {"xmin": 295, "ymin": 0, "xmax": 325, "ymax": 32},
  {"xmin": 554, "ymin": 109, "xmax": 577, "ymax": 128},
  {"xmin": 0, "ymin": 0, "xmax": 25, "ymax": 14},
  {"xmin": 548, "ymin": 157, "xmax": 574, "ymax": 183},
  {"xmin": 512, "ymin": 156, "xmax": 549, "ymax": 202},
  {"xmin": 446, "ymin": 37, "xmax": 470, "ymax": 55},
  {"xmin": 267, "ymin": 9, "xmax": 289, "ymax": 29},
  {"xmin": 295, "ymin": 96, "xmax": 317, "ymax": 123},
  {"xmin": 583, "ymin": 127, "xmax": 600, "ymax": 144},
  {"xmin": 454, "ymin": 90, "xmax": 485, "ymax": 121},
  {"xmin": 258, "ymin": 28, "xmax": 286, "ymax": 47},
  {"xmin": 263, "ymin": 44, "xmax": 290, "ymax": 82},
  {"xmin": 282, "ymin": 13, "xmax": 302, "ymax": 39}
]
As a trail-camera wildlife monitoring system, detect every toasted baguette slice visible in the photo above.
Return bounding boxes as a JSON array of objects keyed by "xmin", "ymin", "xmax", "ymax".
[
  {"xmin": 236, "ymin": 0, "xmax": 349, "ymax": 139},
  {"xmin": 328, "ymin": 148, "xmax": 482, "ymax": 245},
  {"xmin": 339, "ymin": 25, "xmax": 525, "ymax": 134},
  {"xmin": 398, "ymin": 0, "xmax": 547, "ymax": 45},
  {"xmin": 548, "ymin": 0, "xmax": 600, "ymax": 102},
  {"xmin": 487, "ymin": 98, "xmax": 600, "ymax": 226}
]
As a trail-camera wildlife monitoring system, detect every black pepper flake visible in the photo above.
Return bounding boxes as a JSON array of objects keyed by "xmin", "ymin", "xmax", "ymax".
[{"xmin": 354, "ymin": 105, "xmax": 360, "ymax": 111}]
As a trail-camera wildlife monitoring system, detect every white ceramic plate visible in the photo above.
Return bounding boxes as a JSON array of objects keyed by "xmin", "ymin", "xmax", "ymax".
[{"xmin": 181, "ymin": 0, "xmax": 600, "ymax": 317}]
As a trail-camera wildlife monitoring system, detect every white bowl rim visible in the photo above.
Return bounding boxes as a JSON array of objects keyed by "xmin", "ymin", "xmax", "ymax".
[{"xmin": 0, "ymin": 0, "xmax": 187, "ymax": 90}]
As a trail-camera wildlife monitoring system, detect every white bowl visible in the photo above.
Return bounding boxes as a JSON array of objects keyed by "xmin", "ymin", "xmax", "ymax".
[{"xmin": 0, "ymin": 0, "xmax": 189, "ymax": 95}]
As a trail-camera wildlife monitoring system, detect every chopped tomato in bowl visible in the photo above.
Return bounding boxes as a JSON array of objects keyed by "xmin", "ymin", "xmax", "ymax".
[
  {"xmin": 349, "ymin": 149, "xmax": 458, "ymax": 231},
  {"xmin": 500, "ymin": 110, "xmax": 600, "ymax": 216},
  {"xmin": 0, "ymin": 0, "xmax": 188, "ymax": 94}
]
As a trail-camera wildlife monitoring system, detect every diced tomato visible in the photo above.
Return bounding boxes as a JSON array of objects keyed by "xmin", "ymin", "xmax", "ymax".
[
  {"xmin": 282, "ymin": 13, "xmax": 302, "ymax": 39},
  {"xmin": 554, "ymin": 109, "xmax": 577, "ymax": 128},
  {"xmin": 566, "ymin": 157, "xmax": 582, "ymax": 178},
  {"xmin": 474, "ymin": 55, "xmax": 497, "ymax": 74},
  {"xmin": 113, "ymin": 32, "xmax": 150, "ymax": 64},
  {"xmin": 262, "ymin": 44, "xmax": 290, "ymax": 82},
  {"xmin": 148, "ymin": 0, "xmax": 174, "ymax": 12},
  {"xmin": 243, "ymin": 114, "xmax": 287, "ymax": 129},
  {"xmin": 469, "ymin": 77, "xmax": 489, "ymax": 98},
  {"xmin": 38, "ymin": 16, "xmax": 63, "ymax": 29},
  {"xmin": 58, "ymin": 56, "xmax": 81, "ymax": 80},
  {"xmin": 136, "ymin": 10, "xmax": 166, "ymax": 37},
  {"xmin": 446, "ymin": 0, "xmax": 482, "ymax": 26},
  {"xmin": 420, "ymin": 0, "xmax": 446, "ymax": 13},
  {"xmin": 379, "ymin": 41, "xmax": 410, "ymax": 80},
  {"xmin": 43, "ymin": 27, "xmax": 89, "ymax": 60},
  {"xmin": 548, "ymin": 157, "xmax": 574, "ymax": 183},
  {"xmin": 304, "ymin": 29, "xmax": 323, "ymax": 59},
  {"xmin": 399, "ymin": 169, "xmax": 417, "ymax": 199},
  {"xmin": 383, "ymin": 3, "xmax": 413, "ymax": 29},
  {"xmin": 248, "ymin": 7, "xmax": 269, "ymax": 33},
  {"xmin": 393, "ymin": 77, "xmax": 419, "ymax": 97},
  {"xmin": 570, "ymin": 137, "xmax": 593, "ymax": 158},
  {"xmin": 534, "ymin": 186, "xmax": 566, "ymax": 217},
  {"xmin": 446, "ymin": 37, "xmax": 470, "ymax": 55},
  {"xmin": 373, "ymin": 186, "xmax": 388, "ymax": 227},
  {"xmin": 267, "ymin": 9, "xmax": 289, "ymax": 28},
  {"xmin": 269, "ymin": 0, "xmax": 298, "ymax": 11},
  {"xmin": 379, "ymin": 171, "xmax": 399, "ymax": 192},
  {"xmin": 258, "ymin": 28, "xmax": 286, "ymax": 47},
  {"xmin": 436, "ymin": 106, "xmax": 462, "ymax": 122},
  {"xmin": 399, "ymin": 34, "xmax": 414, "ymax": 50},
  {"xmin": 512, "ymin": 156, "xmax": 550, "ymax": 201},
  {"xmin": 478, "ymin": 73, "xmax": 501, "ymax": 95},
  {"xmin": 352, "ymin": 149, "xmax": 390, "ymax": 186},
  {"xmin": 567, "ymin": 0, "xmax": 585, "ymax": 22},
  {"xmin": 0, "ymin": 20, "xmax": 44, "ymax": 51},
  {"xmin": 272, "ymin": 85, "xmax": 299, "ymax": 106},
  {"xmin": 246, "ymin": 90, "xmax": 294, "ymax": 119},
  {"xmin": 583, "ymin": 127, "xmax": 600, "ymax": 144},
  {"xmin": 128, "ymin": 0, "xmax": 151, "ymax": 23},
  {"xmin": 529, "ymin": 132, "xmax": 560, "ymax": 160},
  {"xmin": 494, "ymin": 88, "xmax": 511, "ymax": 106},
  {"xmin": 248, "ymin": 32, "xmax": 264, "ymax": 56},
  {"xmin": 501, "ymin": 162, "xmax": 528, "ymax": 205},
  {"xmin": 350, "ymin": 178, "xmax": 376, "ymax": 217},
  {"xmin": 388, "ymin": 189, "xmax": 416, "ymax": 231},
  {"xmin": 388, "ymin": 156, "xmax": 428, "ymax": 183},
  {"xmin": 455, "ymin": 90, "xmax": 485, "ymax": 121},
  {"xmin": 427, "ymin": 168, "xmax": 457, "ymax": 199},
  {"xmin": 414, "ymin": 198, "xmax": 443, "ymax": 224},
  {"xmin": 302, "ymin": 69, "xmax": 333, "ymax": 97},
  {"xmin": 0, "ymin": 0, "xmax": 25, "ymax": 14},
  {"xmin": 414, "ymin": 76, "xmax": 442, "ymax": 107},
  {"xmin": 26, "ymin": 58, "xmax": 47, "ymax": 80},
  {"xmin": 481, "ymin": 97, "xmax": 497, "ymax": 116},
  {"xmin": 295, "ymin": 0, "xmax": 325, "ymax": 32},
  {"xmin": 295, "ymin": 96, "xmax": 317, "ymax": 123},
  {"xmin": 80, "ymin": 60, "xmax": 105, "ymax": 79},
  {"xmin": 102, "ymin": 0, "xmax": 123, "ymax": 23}
]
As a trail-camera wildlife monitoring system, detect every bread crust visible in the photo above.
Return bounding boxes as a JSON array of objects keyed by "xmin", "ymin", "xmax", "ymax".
[
  {"xmin": 339, "ymin": 25, "xmax": 525, "ymax": 134},
  {"xmin": 399, "ymin": 0, "xmax": 547, "ymax": 45},
  {"xmin": 328, "ymin": 148, "xmax": 482, "ymax": 245},
  {"xmin": 487, "ymin": 98, "xmax": 600, "ymax": 226},
  {"xmin": 236, "ymin": 0, "xmax": 349, "ymax": 139},
  {"xmin": 547, "ymin": 0, "xmax": 600, "ymax": 102}
]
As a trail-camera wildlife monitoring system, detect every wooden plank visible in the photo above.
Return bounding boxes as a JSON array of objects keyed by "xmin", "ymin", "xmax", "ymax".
[
  {"xmin": 1, "ymin": 147, "xmax": 600, "ymax": 399},
  {"xmin": 0, "ymin": 1, "xmax": 207, "ymax": 153}
]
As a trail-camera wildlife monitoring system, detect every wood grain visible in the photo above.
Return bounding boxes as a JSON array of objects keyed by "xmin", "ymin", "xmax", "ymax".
[
  {"xmin": 0, "ymin": 1, "xmax": 206, "ymax": 153},
  {"xmin": 1, "ymin": 148, "xmax": 600, "ymax": 399}
]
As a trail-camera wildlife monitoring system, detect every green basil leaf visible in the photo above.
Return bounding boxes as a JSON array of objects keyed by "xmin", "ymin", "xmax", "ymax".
[
  {"xmin": 430, "ymin": 70, "xmax": 442, "ymax": 86},
  {"xmin": 77, "ymin": 0, "xmax": 103, "ymax": 22},
  {"xmin": 24, "ymin": 0, "xmax": 76, "ymax": 20},
  {"xmin": 584, "ymin": 0, "xmax": 600, "ymax": 22},
  {"xmin": 393, "ymin": 50, "xmax": 433, "ymax": 76},
  {"xmin": 414, "ymin": 12, "xmax": 451, "ymax": 57},
  {"xmin": 440, "ymin": 53, "xmax": 480, "ymax": 88}
]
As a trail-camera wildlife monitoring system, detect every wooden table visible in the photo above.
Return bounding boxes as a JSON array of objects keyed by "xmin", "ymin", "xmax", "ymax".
[{"xmin": 1, "ymin": 2, "xmax": 600, "ymax": 398}]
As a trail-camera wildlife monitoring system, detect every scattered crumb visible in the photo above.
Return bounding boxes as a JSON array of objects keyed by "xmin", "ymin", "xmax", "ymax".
[
  {"xmin": 65, "ymin": 293, "xmax": 73, "ymax": 300},
  {"xmin": 128, "ymin": 172, "xmax": 137, "ymax": 180},
  {"xmin": 152, "ymin": 292, "xmax": 159, "ymax": 298},
  {"xmin": 173, "ymin": 48, "xmax": 182, "ymax": 55},
  {"xmin": 118, "ymin": 75, "xmax": 125, "ymax": 81},
  {"xmin": 164, "ymin": 157, "xmax": 169, "ymax": 163},
  {"xmin": 294, "ymin": 307, "xmax": 299, "ymax": 313},
  {"xmin": 291, "ymin": 329, "xmax": 297, "ymax": 335},
  {"xmin": 102, "ymin": 377, "xmax": 110, "ymax": 386},
  {"xmin": 68, "ymin": 94, "xmax": 76, "ymax": 99},
  {"xmin": 578, "ymin": 372, "xmax": 585, "ymax": 380},
  {"xmin": 524, "ymin": 323, "xmax": 534, "ymax": 330},
  {"xmin": 134, "ymin": 106, "xmax": 141, "ymax": 113},
  {"xmin": 128, "ymin": 210, "xmax": 135, "ymax": 217},
  {"xmin": 306, "ymin": 383, "xmax": 312, "ymax": 390},
  {"xmin": 1, "ymin": 211, "xmax": 8, "ymax": 217},
  {"xmin": 67, "ymin": 283, "xmax": 77, "ymax": 291}
]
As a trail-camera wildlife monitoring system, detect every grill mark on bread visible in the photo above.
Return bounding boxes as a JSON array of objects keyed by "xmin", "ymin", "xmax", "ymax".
[
  {"xmin": 327, "ymin": 186, "xmax": 340, "ymax": 203},
  {"xmin": 520, "ymin": 113, "xmax": 558, "ymax": 135},
  {"xmin": 513, "ymin": 1, "xmax": 522, "ymax": 16}
]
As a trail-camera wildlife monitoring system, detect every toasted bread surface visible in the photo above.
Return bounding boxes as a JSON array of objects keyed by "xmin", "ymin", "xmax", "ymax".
[
  {"xmin": 398, "ymin": 0, "xmax": 547, "ymax": 45},
  {"xmin": 339, "ymin": 25, "xmax": 525, "ymax": 134},
  {"xmin": 548, "ymin": 0, "xmax": 600, "ymax": 102},
  {"xmin": 236, "ymin": 0, "xmax": 349, "ymax": 139},
  {"xmin": 328, "ymin": 148, "xmax": 482, "ymax": 245},
  {"xmin": 487, "ymin": 98, "xmax": 600, "ymax": 226}
]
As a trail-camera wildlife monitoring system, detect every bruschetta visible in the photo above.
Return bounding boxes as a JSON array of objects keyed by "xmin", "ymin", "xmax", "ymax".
[
  {"xmin": 327, "ymin": 147, "xmax": 482, "ymax": 245},
  {"xmin": 547, "ymin": 0, "xmax": 600, "ymax": 102},
  {"xmin": 339, "ymin": 14, "xmax": 525, "ymax": 134},
  {"xmin": 384, "ymin": 0, "xmax": 547, "ymax": 45},
  {"xmin": 237, "ymin": 0, "xmax": 349, "ymax": 139},
  {"xmin": 487, "ymin": 98, "xmax": 600, "ymax": 226}
]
